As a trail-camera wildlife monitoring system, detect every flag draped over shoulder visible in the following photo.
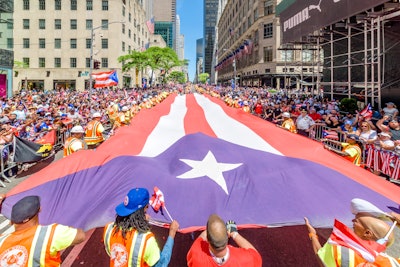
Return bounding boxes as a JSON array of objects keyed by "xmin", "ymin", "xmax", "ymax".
[
  {"xmin": 2, "ymin": 93, "xmax": 400, "ymax": 232},
  {"xmin": 91, "ymin": 70, "xmax": 118, "ymax": 88},
  {"xmin": 323, "ymin": 129, "xmax": 339, "ymax": 140}
]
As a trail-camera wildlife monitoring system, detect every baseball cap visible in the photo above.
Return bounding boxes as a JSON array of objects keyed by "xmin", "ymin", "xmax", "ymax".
[
  {"xmin": 379, "ymin": 132, "xmax": 391, "ymax": 138},
  {"xmin": 121, "ymin": 106, "xmax": 129, "ymax": 112},
  {"xmin": 282, "ymin": 112, "xmax": 290, "ymax": 118},
  {"xmin": 346, "ymin": 134, "xmax": 359, "ymax": 141},
  {"xmin": 11, "ymin": 196, "xmax": 40, "ymax": 224},
  {"xmin": 386, "ymin": 102, "xmax": 395, "ymax": 106},
  {"xmin": 115, "ymin": 188, "xmax": 149, "ymax": 217}
]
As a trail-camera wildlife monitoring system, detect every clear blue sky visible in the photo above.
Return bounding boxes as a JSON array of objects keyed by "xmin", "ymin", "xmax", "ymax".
[{"xmin": 177, "ymin": 0, "xmax": 203, "ymax": 81}]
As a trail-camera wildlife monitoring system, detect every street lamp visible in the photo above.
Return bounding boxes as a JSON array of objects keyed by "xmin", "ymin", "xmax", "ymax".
[
  {"xmin": 89, "ymin": 20, "xmax": 125, "ymax": 105},
  {"xmin": 223, "ymin": 48, "xmax": 236, "ymax": 90}
]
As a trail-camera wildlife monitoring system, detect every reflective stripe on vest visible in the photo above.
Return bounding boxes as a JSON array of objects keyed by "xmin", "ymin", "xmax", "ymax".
[
  {"xmin": 334, "ymin": 245, "xmax": 355, "ymax": 267},
  {"xmin": 32, "ymin": 225, "xmax": 51, "ymax": 267},
  {"xmin": 84, "ymin": 121, "xmax": 103, "ymax": 144},
  {"xmin": 0, "ymin": 225, "xmax": 57, "ymax": 267},
  {"xmin": 103, "ymin": 223, "xmax": 113, "ymax": 256},
  {"xmin": 131, "ymin": 232, "xmax": 145, "ymax": 267}
]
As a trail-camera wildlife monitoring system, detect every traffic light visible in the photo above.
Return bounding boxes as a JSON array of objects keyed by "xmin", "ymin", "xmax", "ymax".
[{"xmin": 94, "ymin": 60, "xmax": 100, "ymax": 69}]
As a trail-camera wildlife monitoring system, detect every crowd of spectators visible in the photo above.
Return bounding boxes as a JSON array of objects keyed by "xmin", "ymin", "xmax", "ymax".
[
  {"xmin": 199, "ymin": 85, "xmax": 400, "ymax": 180},
  {"xmin": 1, "ymin": 84, "xmax": 399, "ymax": 180}
]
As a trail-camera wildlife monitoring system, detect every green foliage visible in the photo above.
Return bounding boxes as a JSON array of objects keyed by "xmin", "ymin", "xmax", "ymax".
[
  {"xmin": 340, "ymin": 98, "xmax": 358, "ymax": 113},
  {"xmin": 118, "ymin": 47, "xmax": 183, "ymax": 85},
  {"xmin": 14, "ymin": 60, "xmax": 29, "ymax": 69},
  {"xmin": 167, "ymin": 71, "xmax": 186, "ymax": 84},
  {"xmin": 198, "ymin": 73, "xmax": 209, "ymax": 84}
]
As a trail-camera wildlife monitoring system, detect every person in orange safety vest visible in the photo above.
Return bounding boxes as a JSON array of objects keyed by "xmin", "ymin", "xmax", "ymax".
[
  {"xmin": 103, "ymin": 188, "xmax": 180, "ymax": 267},
  {"xmin": 84, "ymin": 112, "xmax": 105, "ymax": 149},
  {"xmin": 0, "ymin": 195, "xmax": 85, "ymax": 266},
  {"xmin": 63, "ymin": 125, "xmax": 86, "ymax": 157}
]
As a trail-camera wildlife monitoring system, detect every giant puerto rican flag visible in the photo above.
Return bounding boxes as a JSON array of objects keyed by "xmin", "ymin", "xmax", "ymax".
[{"xmin": 2, "ymin": 93, "xmax": 400, "ymax": 233}]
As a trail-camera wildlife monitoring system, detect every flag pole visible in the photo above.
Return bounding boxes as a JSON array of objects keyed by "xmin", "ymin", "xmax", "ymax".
[{"xmin": 163, "ymin": 206, "xmax": 174, "ymax": 222}]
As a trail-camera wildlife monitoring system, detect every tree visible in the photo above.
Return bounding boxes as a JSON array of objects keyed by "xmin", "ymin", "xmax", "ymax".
[
  {"xmin": 167, "ymin": 71, "xmax": 186, "ymax": 84},
  {"xmin": 118, "ymin": 47, "xmax": 183, "ymax": 86},
  {"xmin": 198, "ymin": 73, "xmax": 209, "ymax": 84}
]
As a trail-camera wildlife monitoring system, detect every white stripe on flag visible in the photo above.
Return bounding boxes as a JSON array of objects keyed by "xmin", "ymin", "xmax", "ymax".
[
  {"xmin": 139, "ymin": 95, "xmax": 187, "ymax": 157},
  {"xmin": 194, "ymin": 94, "xmax": 282, "ymax": 155}
]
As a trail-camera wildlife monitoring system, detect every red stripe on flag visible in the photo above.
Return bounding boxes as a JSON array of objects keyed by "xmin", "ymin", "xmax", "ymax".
[{"xmin": 184, "ymin": 94, "xmax": 216, "ymax": 137}]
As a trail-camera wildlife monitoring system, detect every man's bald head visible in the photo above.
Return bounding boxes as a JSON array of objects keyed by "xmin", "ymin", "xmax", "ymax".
[
  {"xmin": 355, "ymin": 215, "xmax": 394, "ymax": 247},
  {"xmin": 207, "ymin": 214, "xmax": 228, "ymax": 251}
]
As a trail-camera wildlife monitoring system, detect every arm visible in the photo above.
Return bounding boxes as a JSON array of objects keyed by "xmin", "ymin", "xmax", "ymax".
[
  {"xmin": 304, "ymin": 217, "xmax": 321, "ymax": 254},
  {"xmin": 226, "ymin": 220, "xmax": 257, "ymax": 251},
  {"xmin": 153, "ymin": 220, "xmax": 179, "ymax": 267},
  {"xmin": 70, "ymin": 228, "xmax": 86, "ymax": 246}
]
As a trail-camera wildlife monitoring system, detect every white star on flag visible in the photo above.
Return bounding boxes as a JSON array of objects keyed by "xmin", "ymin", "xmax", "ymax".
[{"xmin": 177, "ymin": 151, "xmax": 242, "ymax": 194}]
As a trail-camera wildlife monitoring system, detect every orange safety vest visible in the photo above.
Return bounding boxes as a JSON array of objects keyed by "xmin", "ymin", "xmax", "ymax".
[
  {"xmin": 0, "ymin": 224, "xmax": 61, "ymax": 267},
  {"xmin": 107, "ymin": 105, "xmax": 119, "ymax": 121},
  {"xmin": 103, "ymin": 223, "xmax": 155, "ymax": 267},
  {"xmin": 242, "ymin": 106, "xmax": 251, "ymax": 113},
  {"xmin": 84, "ymin": 120, "xmax": 104, "ymax": 145},
  {"xmin": 331, "ymin": 244, "xmax": 400, "ymax": 267},
  {"xmin": 282, "ymin": 119, "xmax": 297, "ymax": 133},
  {"xmin": 63, "ymin": 137, "xmax": 83, "ymax": 157}
]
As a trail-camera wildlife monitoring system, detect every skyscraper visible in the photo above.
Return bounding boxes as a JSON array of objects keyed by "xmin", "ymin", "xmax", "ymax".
[
  {"xmin": 153, "ymin": 0, "xmax": 176, "ymax": 50},
  {"xmin": 203, "ymin": 0, "xmax": 219, "ymax": 76}
]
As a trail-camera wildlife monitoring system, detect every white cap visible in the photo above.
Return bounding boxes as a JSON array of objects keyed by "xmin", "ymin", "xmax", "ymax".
[
  {"xmin": 379, "ymin": 132, "xmax": 391, "ymax": 138},
  {"xmin": 243, "ymin": 101, "xmax": 249, "ymax": 105},
  {"xmin": 93, "ymin": 112, "xmax": 102, "ymax": 118},
  {"xmin": 351, "ymin": 198, "xmax": 392, "ymax": 218},
  {"xmin": 282, "ymin": 112, "xmax": 290, "ymax": 118},
  {"xmin": 121, "ymin": 106, "xmax": 129, "ymax": 111},
  {"xmin": 71, "ymin": 125, "xmax": 85, "ymax": 133}
]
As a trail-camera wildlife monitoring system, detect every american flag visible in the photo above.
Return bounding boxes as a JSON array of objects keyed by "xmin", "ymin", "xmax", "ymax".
[
  {"xmin": 360, "ymin": 103, "xmax": 373, "ymax": 119},
  {"xmin": 146, "ymin": 17, "xmax": 155, "ymax": 34}
]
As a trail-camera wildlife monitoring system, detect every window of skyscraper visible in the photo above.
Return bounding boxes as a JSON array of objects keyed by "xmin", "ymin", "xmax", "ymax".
[
  {"xmin": 86, "ymin": 0, "xmax": 93, "ymax": 10},
  {"xmin": 55, "ymin": 19, "xmax": 62, "ymax": 29},
  {"xmin": 264, "ymin": 0, "xmax": 274, "ymax": 15},
  {"xmin": 39, "ymin": 58, "xmax": 46, "ymax": 68},
  {"xmin": 39, "ymin": 0, "xmax": 46, "ymax": 10},
  {"xmin": 263, "ymin": 23, "xmax": 273, "ymax": 38},
  {"xmin": 70, "ymin": 39, "xmax": 77, "ymax": 49},
  {"xmin": 102, "ymin": 0, "xmax": 108, "ymax": 10},
  {"xmin": 23, "ymin": 38, "xmax": 30, "ymax": 49},
  {"xmin": 55, "ymin": 38, "xmax": 61, "ymax": 48},
  {"xmin": 101, "ymin": 58, "xmax": 108, "ymax": 68},
  {"xmin": 23, "ymin": 0, "xmax": 30, "ymax": 10},
  {"xmin": 86, "ymin": 39, "xmax": 91, "ymax": 49},
  {"xmin": 55, "ymin": 0, "xmax": 62, "ymax": 10},
  {"xmin": 7, "ymin": 38, "xmax": 13, "ymax": 49},
  {"xmin": 70, "ymin": 58, "xmax": 77, "ymax": 68},
  {"xmin": 70, "ymin": 19, "xmax": 77, "ymax": 29},
  {"xmin": 101, "ymin": 39, "xmax": 108, "ymax": 49},
  {"xmin": 39, "ymin": 38, "xmax": 46, "ymax": 48},
  {"xmin": 54, "ymin": 58, "xmax": 61, "ymax": 68},
  {"xmin": 102, "ymin": 20, "xmax": 108, "ymax": 29},
  {"xmin": 23, "ymin": 58, "xmax": 30, "ymax": 67},
  {"xmin": 86, "ymin": 20, "xmax": 92, "ymax": 30}
]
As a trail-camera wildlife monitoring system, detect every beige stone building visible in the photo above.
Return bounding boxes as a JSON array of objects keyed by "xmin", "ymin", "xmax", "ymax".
[
  {"xmin": 12, "ymin": 0, "xmax": 150, "ymax": 92},
  {"xmin": 216, "ymin": 0, "xmax": 321, "ymax": 89}
]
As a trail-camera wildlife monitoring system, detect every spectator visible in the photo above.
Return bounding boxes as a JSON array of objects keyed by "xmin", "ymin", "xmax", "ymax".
[
  {"xmin": 0, "ymin": 195, "xmax": 86, "ymax": 265},
  {"xmin": 308, "ymin": 108, "xmax": 322, "ymax": 123},
  {"xmin": 304, "ymin": 198, "xmax": 400, "ymax": 266},
  {"xmin": 340, "ymin": 121, "xmax": 357, "ymax": 135},
  {"xmin": 295, "ymin": 108, "xmax": 315, "ymax": 137},
  {"xmin": 376, "ymin": 116, "xmax": 400, "ymax": 141},
  {"xmin": 355, "ymin": 121, "xmax": 377, "ymax": 144},
  {"xmin": 84, "ymin": 112, "xmax": 105, "ymax": 149},
  {"xmin": 378, "ymin": 132, "xmax": 395, "ymax": 151},
  {"xmin": 381, "ymin": 102, "xmax": 398, "ymax": 119},
  {"xmin": 187, "ymin": 214, "xmax": 262, "ymax": 266},
  {"xmin": 103, "ymin": 188, "xmax": 180, "ymax": 267}
]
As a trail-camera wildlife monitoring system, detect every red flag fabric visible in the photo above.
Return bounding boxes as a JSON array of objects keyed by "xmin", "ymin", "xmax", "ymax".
[
  {"xmin": 35, "ymin": 130, "xmax": 56, "ymax": 146},
  {"xmin": 149, "ymin": 186, "xmax": 165, "ymax": 212},
  {"xmin": 360, "ymin": 103, "xmax": 373, "ymax": 119},
  {"xmin": 328, "ymin": 219, "xmax": 386, "ymax": 262}
]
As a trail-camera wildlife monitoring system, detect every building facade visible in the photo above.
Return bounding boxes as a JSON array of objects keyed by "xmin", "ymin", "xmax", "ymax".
[
  {"xmin": 216, "ymin": 0, "xmax": 320, "ymax": 89},
  {"xmin": 0, "ymin": 0, "xmax": 14, "ymax": 97},
  {"xmin": 203, "ymin": 0, "xmax": 219, "ymax": 76},
  {"xmin": 153, "ymin": 0, "xmax": 176, "ymax": 50},
  {"xmin": 12, "ymin": 0, "xmax": 150, "ymax": 93},
  {"xmin": 195, "ymin": 38, "xmax": 204, "ymax": 83}
]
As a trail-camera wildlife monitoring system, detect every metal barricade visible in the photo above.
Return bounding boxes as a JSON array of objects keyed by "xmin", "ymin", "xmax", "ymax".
[{"xmin": 0, "ymin": 143, "xmax": 17, "ymax": 187}]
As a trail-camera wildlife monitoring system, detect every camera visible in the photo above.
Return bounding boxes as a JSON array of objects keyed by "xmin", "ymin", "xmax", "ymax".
[{"xmin": 383, "ymin": 120, "xmax": 390, "ymax": 126}]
